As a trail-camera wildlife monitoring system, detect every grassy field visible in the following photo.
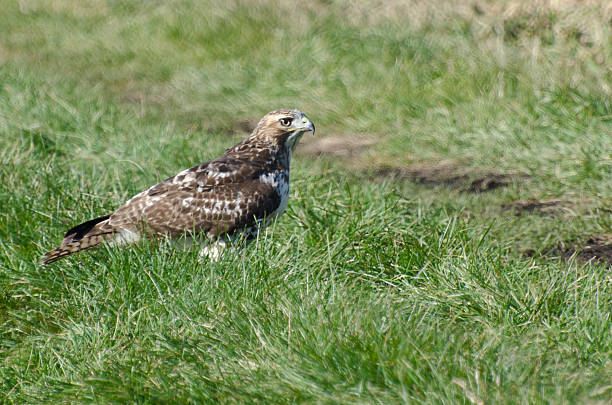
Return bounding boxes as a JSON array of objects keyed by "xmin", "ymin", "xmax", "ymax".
[{"xmin": 1, "ymin": 0, "xmax": 611, "ymax": 403}]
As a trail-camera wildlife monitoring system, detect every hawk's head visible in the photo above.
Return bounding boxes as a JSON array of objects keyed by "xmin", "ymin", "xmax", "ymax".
[{"xmin": 251, "ymin": 109, "xmax": 315, "ymax": 151}]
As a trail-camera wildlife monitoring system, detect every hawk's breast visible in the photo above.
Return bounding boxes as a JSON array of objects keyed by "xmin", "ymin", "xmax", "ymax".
[{"xmin": 258, "ymin": 169, "xmax": 290, "ymax": 222}]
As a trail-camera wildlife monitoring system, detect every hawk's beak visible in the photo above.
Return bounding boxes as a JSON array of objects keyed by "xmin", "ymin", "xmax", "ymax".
[
  {"xmin": 305, "ymin": 121, "xmax": 315, "ymax": 135},
  {"xmin": 300, "ymin": 116, "xmax": 315, "ymax": 135}
]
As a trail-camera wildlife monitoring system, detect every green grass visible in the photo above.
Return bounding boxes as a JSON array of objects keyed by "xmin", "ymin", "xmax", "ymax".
[{"xmin": 1, "ymin": 0, "xmax": 612, "ymax": 403}]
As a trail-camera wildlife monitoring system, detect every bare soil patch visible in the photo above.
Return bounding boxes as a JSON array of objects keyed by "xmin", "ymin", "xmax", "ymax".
[
  {"xmin": 374, "ymin": 161, "xmax": 529, "ymax": 193},
  {"xmin": 233, "ymin": 118, "xmax": 258, "ymax": 134},
  {"xmin": 298, "ymin": 135, "xmax": 376, "ymax": 157},
  {"xmin": 502, "ymin": 198, "xmax": 603, "ymax": 217},
  {"xmin": 526, "ymin": 234, "xmax": 612, "ymax": 268},
  {"xmin": 502, "ymin": 198, "xmax": 569, "ymax": 216}
]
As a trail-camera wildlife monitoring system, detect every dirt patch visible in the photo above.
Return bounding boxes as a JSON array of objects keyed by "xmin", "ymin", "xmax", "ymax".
[
  {"xmin": 374, "ymin": 161, "xmax": 528, "ymax": 193},
  {"xmin": 527, "ymin": 234, "xmax": 612, "ymax": 268},
  {"xmin": 502, "ymin": 198, "xmax": 600, "ymax": 217},
  {"xmin": 502, "ymin": 198, "xmax": 567, "ymax": 215},
  {"xmin": 233, "ymin": 118, "xmax": 258, "ymax": 134},
  {"xmin": 298, "ymin": 135, "xmax": 376, "ymax": 157},
  {"xmin": 375, "ymin": 161, "xmax": 467, "ymax": 186},
  {"xmin": 467, "ymin": 173, "xmax": 527, "ymax": 193},
  {"xmin": 575, "ymin": 235, "xmax": 612, "ymax": 266}
]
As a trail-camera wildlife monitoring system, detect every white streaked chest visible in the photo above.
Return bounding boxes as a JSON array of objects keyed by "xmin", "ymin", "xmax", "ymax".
[{"xmin": 259, "ymin": 169, "xmax": 290, "ymax": 219}]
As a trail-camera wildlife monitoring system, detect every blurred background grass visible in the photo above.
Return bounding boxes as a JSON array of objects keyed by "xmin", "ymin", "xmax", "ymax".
[
  {"xmin": 1, "ymin": 0, "xmax": 612, "ymax": 403},
  {"xmin": 2, "ymin": 1, "xmax": 611, "ymax": 180}
]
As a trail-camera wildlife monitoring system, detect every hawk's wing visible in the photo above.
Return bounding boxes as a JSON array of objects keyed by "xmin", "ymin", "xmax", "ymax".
[{"xmin": 107, "ymin": 157, "xmax": 281, "ymax": 238}]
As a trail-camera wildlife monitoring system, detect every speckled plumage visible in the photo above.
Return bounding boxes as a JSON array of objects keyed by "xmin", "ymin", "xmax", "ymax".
[{"xmin": 42, "ymin": 109, "xmax": 315, "ymax": 265}]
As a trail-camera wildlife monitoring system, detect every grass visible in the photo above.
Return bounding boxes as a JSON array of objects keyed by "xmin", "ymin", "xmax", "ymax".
[{"xmin": 1, "ymin": 0, "xmax": 612, "ymax": 403}]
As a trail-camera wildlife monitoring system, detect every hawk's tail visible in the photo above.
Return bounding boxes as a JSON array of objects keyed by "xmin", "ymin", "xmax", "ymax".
[{"xmin": 41, "ymin": 214, "xmax": 114, "ymax": 265}]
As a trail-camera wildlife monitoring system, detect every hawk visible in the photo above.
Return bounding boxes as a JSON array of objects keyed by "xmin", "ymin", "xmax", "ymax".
[{"xmin": 41, "ymin": 109, "xmax": 315, "ymax": 265}]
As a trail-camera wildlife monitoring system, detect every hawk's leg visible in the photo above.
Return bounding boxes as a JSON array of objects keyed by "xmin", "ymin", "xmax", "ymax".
[
  {"xmin": 198, "ymin": 239, "xmax": 228, "ymax": 262},
  {"xmin": 197, "ymin": 231, "xmax": 258, "ymax": 262}
]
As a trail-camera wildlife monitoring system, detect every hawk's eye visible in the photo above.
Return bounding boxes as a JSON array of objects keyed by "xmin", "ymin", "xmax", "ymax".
[{"xmin": 279, "ymin": 117, "xmax": 293, "ymax": 127}]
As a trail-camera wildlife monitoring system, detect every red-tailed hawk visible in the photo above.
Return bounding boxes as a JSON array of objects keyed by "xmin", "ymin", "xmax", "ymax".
[{"xmin": 41, "ymin": 109, "xmax": 315, "ymax": 264}]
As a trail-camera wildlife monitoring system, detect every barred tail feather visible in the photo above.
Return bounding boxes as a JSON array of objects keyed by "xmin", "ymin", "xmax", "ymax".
[
  {"xmin": 42, "ymin": 234, "xmax": 108, "ymax": 264},
  {"xmin": 41, "ymin": 214, "xmax": 113, "ymax": 265}
]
